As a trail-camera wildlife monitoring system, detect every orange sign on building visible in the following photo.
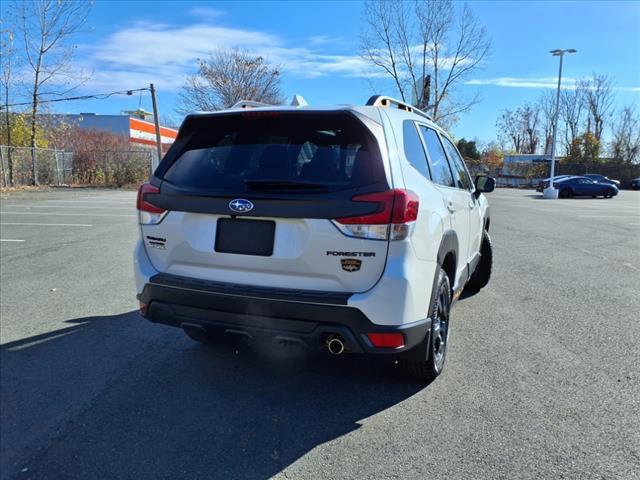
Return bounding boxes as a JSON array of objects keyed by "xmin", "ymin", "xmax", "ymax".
[{"xmin": 129, "ymin": 118, "xmax": 178, "ymax": 152}]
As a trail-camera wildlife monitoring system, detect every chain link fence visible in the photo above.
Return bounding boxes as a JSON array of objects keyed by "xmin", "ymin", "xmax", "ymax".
[
  {"xmin": 0, "ymin": 146, "xmax": 73, "ymax": 186},
  {"xmin": 0, "ymin": 146, "xmax": 157, "ymax": 187}
]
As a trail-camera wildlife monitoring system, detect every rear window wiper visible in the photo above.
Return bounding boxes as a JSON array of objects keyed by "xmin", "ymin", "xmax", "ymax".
[{"xmin": 244, "ymin": 179, "xmax": 329, "ymax": 191}]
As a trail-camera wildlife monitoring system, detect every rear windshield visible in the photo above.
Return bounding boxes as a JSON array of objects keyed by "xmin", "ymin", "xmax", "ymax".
[{"xmin": 160, "ymin": 112, "xmax": 386, "ymax": 194}]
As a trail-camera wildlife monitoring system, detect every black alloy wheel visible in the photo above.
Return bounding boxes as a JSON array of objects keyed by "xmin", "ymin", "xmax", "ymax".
[
  {"xmin": 399, "ymin": 268, "xmax": 452, "ymax": 382},
  {"xmin": 431, "ymin": 279, "xmax": 451, "ymax": 374}
]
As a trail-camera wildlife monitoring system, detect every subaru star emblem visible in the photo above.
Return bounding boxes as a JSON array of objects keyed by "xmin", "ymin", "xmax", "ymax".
[{"xmin": 229, "ymin": 198, "xmax": 254, "ymax": 213}]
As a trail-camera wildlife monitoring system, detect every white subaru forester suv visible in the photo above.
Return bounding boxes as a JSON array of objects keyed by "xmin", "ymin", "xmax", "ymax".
[{"xmin": 134, "ymin": 96, "xmax": 494, "ymax": 381}]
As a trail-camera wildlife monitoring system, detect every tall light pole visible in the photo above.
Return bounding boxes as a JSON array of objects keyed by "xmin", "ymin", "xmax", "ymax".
[
  {"xmin": 149, "ymin": 83, "xmax": 163, "ymax": 170},
  {"xmin": 543, "ymin": 48, "xmax": 577, "ymax": 199}
]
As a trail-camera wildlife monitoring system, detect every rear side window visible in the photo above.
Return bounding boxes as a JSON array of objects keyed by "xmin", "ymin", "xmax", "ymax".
[
  {"xmin": 160, "ymin": 112, "xmax": 386, "ymax": 194},
  {"xmin": 419, "ymin": 126, "xmax": 454, "ymax": 187},
  {"xmin": 403, "ymin": 121, "xmax": 431, "ymax": 179},
  {"xmin": 440, "ymin": 135, "xmax": 472, "ymax": 190}
]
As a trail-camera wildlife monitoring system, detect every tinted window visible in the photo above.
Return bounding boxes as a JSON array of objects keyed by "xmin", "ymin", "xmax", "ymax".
[
  {"xmin": 403, "ymin": 121, "xmax": 431, "ymax": 179},
  {"xmin": 440, "ymin": 135, "xmax": 472, "ymax": 190},
  {"xmin": 161, "ymin": 113, "xmax": 386, "ymax": 194},
  {"xmin": 419, "ymin": 126, "xmax": 454, "ymax": 187}
]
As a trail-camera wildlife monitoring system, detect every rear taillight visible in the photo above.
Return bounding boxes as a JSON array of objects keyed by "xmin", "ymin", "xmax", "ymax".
[
  {"xmin": 136, "ymin": 183, "xmax": 167, "ymax": 225},
  {"xmin": 333, "ymin": 189, "xmax": 419, "ymax": 241}
]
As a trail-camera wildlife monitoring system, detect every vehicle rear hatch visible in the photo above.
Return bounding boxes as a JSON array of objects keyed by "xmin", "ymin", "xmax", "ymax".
[{"xmin": 139, "ymin": 110, "xmax": 391, "ymax": 293}]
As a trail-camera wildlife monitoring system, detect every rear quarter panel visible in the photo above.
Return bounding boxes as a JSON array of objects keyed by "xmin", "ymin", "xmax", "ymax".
[{"xmin": 381, "ymin": 109, "xmax": 447, "ymax": 263}]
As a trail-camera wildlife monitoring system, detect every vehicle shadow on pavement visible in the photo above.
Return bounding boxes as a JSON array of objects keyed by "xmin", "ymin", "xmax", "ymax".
[{"xmin": 1, "ymin": 311, "xmax": 427, "ymax": 480}]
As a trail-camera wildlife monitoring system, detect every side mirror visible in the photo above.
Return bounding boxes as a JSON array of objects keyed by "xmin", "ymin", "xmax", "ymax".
[{"xmin": 474, "ymin": 175, "xmax": 495, "ymax": 197}]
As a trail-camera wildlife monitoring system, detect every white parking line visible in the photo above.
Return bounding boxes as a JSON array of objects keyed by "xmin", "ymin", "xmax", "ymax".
[
  {"xmin": 42, "ymin": 200, "xmax": 131, "ymax": 205},
  {"xmin": 79, "ymin": 193, "xmax": 135, "ymax": 196},
  {"xmin": 45, "ymin": 197, "xmax": 132, "ymax": 201},
  {"xmin": 577, "ymin": 215, "xmax": 639, "ymax": 218},
  {"xmin": 0, "ymin": 211, "xmax": 135, "ymax": 218},
  {"xmin": 3, "ymin": 204, "xmax": 134, "ymax": 210},
  {"xmin": 79, "ymin": 197, "xmax": 134, "ymax": 200},
  {"xmin": 0, "ymin": 239, "xmax": 25, "ymax": 242},
  {"xmin": 1, "ymin": 222, "xmax": 92, "ymax": 227}
]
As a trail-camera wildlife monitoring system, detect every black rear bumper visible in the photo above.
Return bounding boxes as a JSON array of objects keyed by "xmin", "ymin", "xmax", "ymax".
[{"xmin": 137, "ymin": 273, "xmax": 430, "ymax": 355}]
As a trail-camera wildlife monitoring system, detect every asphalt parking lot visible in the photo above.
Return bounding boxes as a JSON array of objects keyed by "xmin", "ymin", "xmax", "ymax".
[{"xmin": 1, "ymin": 187, "xmax": 639, "ymax": 480}]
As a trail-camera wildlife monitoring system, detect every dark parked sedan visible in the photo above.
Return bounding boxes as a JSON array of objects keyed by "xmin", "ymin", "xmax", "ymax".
[
  {"xmin": 553, "ymin": 176, "xmax": 619, "ymax": 198},
  {"xmin": 536, "ymin": 175, "xmax": 574, "ymax": 192},
  {"xmin": 631, "ymin": 178, "xmax": 640, "ymax": 190},
  {"xmin": 583, "ymin": 173, "xmax": 620, "ymax": 186}
]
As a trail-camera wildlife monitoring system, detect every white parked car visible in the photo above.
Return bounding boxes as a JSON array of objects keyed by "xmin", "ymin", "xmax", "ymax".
[{"xmin": 134, "ymin": 95, "xmax": 495, "ymax": 381}]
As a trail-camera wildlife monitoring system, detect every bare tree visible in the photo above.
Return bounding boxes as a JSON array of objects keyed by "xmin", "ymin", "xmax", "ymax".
[
  {"xmin": 537, "ymin": 90, "xmax": 555, "ymax": 155},
  {"xmin": 520, "ymin": 103, "xmax": 540, "ymax": 154},
  {"xmin": 581, "ymin": 74, "xmax": 614, "ymax": 144},
  {"xmin": 496, "ymin": 105, "xmax": 541, "ymax": 154},
  {"xmin": 610, "ymin": 105, "xmax": 640, "ymax": 164},
  {"xmin": 496, "ymin": 109, "xmax": 524, "ymax": 153},
  {"xmin": 176, "ymin": 49, "xmax": 284, "ymax": 114},
  {"xmin": 559, "ymin": 86, "xmax": 584, "ymax": 156},
  {"xmin": 160, "ymin": 114, "xmax": 181, "ymax": 129},
  {"xmin": 360, "ymin": 0, "xmax": 490, "ymax": 126},
  {"xmin": 17, "ymin": 0, "xmax": 91, "ymax": 185},
  {"xmin": 1, "ymin": 27, "xmax": 18, "ymax": 185}
]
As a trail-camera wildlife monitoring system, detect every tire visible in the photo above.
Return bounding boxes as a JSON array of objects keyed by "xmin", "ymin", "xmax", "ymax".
[
  {"xmin": 399, "ymin": 267, "xmax": 452, "ymax": 382},
  {"xmin": 463, "ymin": 229, "xmax": 493, "ymax": 297}
]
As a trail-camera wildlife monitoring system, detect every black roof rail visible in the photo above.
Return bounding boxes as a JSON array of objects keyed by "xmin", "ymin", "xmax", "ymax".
[{"xmin": 366, "ymin": 95, "xmax": 432, "ymax": 121}]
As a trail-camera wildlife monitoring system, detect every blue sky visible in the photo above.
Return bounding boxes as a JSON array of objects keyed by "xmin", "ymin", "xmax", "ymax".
[{"xmin": 4, "ymin": 0, "xmax": 640, "ymax": 143}]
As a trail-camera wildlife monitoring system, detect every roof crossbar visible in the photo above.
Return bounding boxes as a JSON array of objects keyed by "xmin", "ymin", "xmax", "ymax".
[
  {"xmin": 230, "ymin": 100, "xmax": 273, "ymax": 110},
  {"xmin": 366, "ymin": 95, "xmax": 432, "ymax": 121}
]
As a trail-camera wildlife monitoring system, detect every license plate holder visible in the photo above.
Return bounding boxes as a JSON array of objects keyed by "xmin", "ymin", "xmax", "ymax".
[{"xmin": 215, "ymin": 218, "xmax": 275, "ymax": 256}]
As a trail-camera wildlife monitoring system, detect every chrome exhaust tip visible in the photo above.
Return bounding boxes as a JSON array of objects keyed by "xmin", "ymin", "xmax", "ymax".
[{"xmin": 326, "ymin": 336, "xmax": 345, "ymax": 355}]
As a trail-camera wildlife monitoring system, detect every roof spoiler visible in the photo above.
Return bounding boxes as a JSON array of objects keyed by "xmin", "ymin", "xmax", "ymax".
[
  {"xmin": 230, "ymin": 95, "xmax": 309, "ymax": 110},
  {"xmin": 229, "ymin": 100, "xmax": 273, "ymax": 110},
  {"xmin": 366, "ymin": 95, "xmax": 432, "ymax": 121}
]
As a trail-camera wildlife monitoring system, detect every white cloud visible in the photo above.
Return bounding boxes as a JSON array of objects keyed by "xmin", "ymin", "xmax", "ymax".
[
  {"xmin": 90, "ymin": 24, "xmax": 280, "ymax": 67},
  {"xmin": 188, "ymin": 7, "xmax": 227, "ymax": 20},
  {"xmin": 81, "ymin": 64, "xmax": 188, "ymax": 91},
  {"xmin": 260, "ymin": 47, "xmax": 384, "ymax": 79},
  {"xmin": 307, "ymin": 35, "xmax": 333, "ymax": 46},
  {"xmin": 465, "ymin": 77, "xmax": 640, "ymax": 93},
  {"xmin": 74, "ymin": 22, "xmax": 378, "ymax": 91},
  {"xmin": 465, "ymin": 77, "xmax": 578, "ymax": 89},
  {"xmin": 72, "ymin": 21, "xmax": 478, "ymax": 94}
]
